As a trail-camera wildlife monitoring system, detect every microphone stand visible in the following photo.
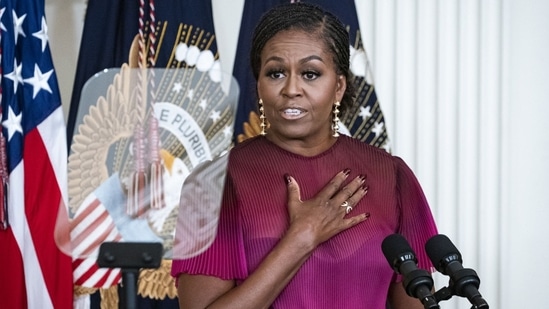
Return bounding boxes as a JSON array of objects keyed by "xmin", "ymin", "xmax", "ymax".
[
  {"xmin": 431, "ymin": 269, "xmax": 490, "ymax": 309},
  {"xmin": 97, "ymin": 242, "xmax": 163, "ymax": 309},
  {"xmin": 433, "ymin": 286, "xmax": 489, "ymax": 309},
  {"xmin": 402, "ymin": 268, "xmax": 439, "ymax": 309}
]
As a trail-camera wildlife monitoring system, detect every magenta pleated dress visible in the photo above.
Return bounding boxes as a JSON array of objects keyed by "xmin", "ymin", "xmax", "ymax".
[{"xmin": 172, "ymin": 135, "xmax": 438, "ymax": 308}]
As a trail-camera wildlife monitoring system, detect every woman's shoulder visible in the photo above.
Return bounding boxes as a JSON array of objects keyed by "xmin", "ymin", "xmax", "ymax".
[
  {"xmin": 230, "ymin": 135, "xmax": 267, "ymax": 153},
  {"xmin": 341, "ymin": 136, "xmax": 418, "ymax": 176},
  {"xmin": 227, "ymin": 136, "xmax": 273, "ymax": 163},
  {"xmin": 336, "ymin": 135, "xmax": 410, "ymax": 174},
  {"xmin": 338, "ymin": 135, "xmax": 393, "ymax": 158}
]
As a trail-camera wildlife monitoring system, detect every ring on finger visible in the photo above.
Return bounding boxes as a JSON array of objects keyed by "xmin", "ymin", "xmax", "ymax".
[{"xmin": 340, "ymin": 200, "xmax": 353, "ymax": 214}]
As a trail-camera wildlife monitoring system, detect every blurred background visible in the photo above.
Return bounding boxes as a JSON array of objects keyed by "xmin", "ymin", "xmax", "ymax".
[{"xmin": 45, "ymin": 0, "xmax": 549, "ymax": 308}]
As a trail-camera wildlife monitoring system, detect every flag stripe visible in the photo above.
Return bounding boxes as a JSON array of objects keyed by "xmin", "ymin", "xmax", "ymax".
[
  {"xmin": 71, "ymin": 206, "xmax": 121, "ymax": 257},
  {"xmin": 25, "ymin": 126, "xmax": 72, "ymax": 309},
  {"xmin": 0, "ymin": 193, "xmax": 27, "ymax": 308},
  {"xmin": 71, "ymin": 197, "xmax": 102, "ymax": 227},
  {"xmin": 38, "ymin": 107, "xmax": 69, "ymax": 206},
  {"xmin": 0, "ymin": 236, "xmax": 27, "ymax": 307},
  {"xmin": 74, "ymin": 222, "xmax": 120, "ymax": 257},
  {"xmin": 70, "ymin": 193, "xmax": 124, "ymax": 288},
  {"xmin": 74, "ymin": 257, "xmax": 121, "ymax": 288},
  {"xmin": 71, "ymin": 203, "xmax": 109, "ymax": 244}
]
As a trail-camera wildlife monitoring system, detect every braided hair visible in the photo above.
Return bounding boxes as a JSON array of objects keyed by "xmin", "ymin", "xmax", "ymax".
[{"xmin": 250, "ymin": 2, "xmax": 357, "ymax": 114}]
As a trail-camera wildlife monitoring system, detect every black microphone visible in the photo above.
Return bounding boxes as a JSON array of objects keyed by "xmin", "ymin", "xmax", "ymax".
[
  {"xmin": 382, "ymin": 234, "xmax": 439, "ymax": 309},
  {"xmin": 425, "ymin": 234, "xmax": 489, "ymax": 309}
]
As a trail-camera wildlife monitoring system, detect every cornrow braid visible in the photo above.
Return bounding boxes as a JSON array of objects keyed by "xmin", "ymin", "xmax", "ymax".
[{"xmin": 250, "ymin": 2, "xmax": 357, "ymax": 115}]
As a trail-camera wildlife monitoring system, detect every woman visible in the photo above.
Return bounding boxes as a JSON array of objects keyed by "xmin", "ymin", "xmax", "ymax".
[{"xmin": 172, "ymin": 3, "xmax": 438, "ymax": 308}]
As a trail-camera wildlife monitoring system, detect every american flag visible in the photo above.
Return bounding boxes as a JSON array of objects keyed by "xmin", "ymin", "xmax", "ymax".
[{"xmin": 0, "ymin": 0, "xmax": 73, "ymax": 308}]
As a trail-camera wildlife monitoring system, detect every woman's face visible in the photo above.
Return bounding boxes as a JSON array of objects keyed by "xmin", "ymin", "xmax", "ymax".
[{"xmin": 257, "ymin": 29, "xmax": 346, "ymax": 146}]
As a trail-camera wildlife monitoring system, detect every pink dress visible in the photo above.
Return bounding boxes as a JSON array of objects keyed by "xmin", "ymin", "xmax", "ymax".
[{"xmin": 172, "ymin": 135, "xmax": 438, "ymax": 308}]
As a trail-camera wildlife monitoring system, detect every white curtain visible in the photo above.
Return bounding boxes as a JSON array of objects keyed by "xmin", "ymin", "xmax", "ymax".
[
  {"xmin": 355, "ymin": 1, "xmax": 503, "ymax": 308},
  {"xmin": 356, "ymin": 0, "xmax": 549, "ymax": 308}
]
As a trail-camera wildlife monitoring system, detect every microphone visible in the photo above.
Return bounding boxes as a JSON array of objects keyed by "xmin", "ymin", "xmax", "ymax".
[
  {"xmin": 425, "ymin": 234, "xmax": 489, "ymax": 309},
  {"xmin": 382, "ymin": 234, "xmax": 439, "ymax": 309}
]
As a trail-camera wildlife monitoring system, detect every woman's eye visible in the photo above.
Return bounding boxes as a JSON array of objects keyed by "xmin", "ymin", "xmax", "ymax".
[
  {"xmin": 303, "ymin": 71, "xmax": 319, "ymax": 80},
  {"xmin": 267, "ymin": 70, "xmax": 285, "ymax": 79}
]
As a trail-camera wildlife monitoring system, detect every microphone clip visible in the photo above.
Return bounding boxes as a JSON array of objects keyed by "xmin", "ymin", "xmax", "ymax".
[{"xmin": 433, "ymin": 267, "xmax": 489, "ymax": 309}]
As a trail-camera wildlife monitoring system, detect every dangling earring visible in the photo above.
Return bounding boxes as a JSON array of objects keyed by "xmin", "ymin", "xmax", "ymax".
[
  {"xmin": 259, "ymin": 99, "xmax": 267, "ymax": 136},
  {"xmin": 332, "ymin": 101, "xmax": 340, "ymax": 137}
]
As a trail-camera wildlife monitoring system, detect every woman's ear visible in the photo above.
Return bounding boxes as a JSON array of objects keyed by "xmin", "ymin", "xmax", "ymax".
[
  {"xmin": 336, "ymin": 75, "xmax": 347, "ymax": 102},
  {"xmin": 256, "ymin": 81, "xmax": 262, "ymax": 101}
]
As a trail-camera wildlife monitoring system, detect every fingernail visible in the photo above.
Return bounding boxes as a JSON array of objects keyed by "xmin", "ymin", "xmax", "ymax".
[
  {"xmin": 284, "ymin": 174, "xmax": 292, "ymax": 184},
  {"xmin": 343, "ymin": 168, "xmax": 351, "ymax": 176},
  {"xmin": 359, "ymin": 174, "xmax": 366, "ymax": 182}
]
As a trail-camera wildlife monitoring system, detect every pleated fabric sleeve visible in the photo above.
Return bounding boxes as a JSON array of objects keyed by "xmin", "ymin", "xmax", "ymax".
[{"xmin": 394, "ymin": 156, "xmax": 439, "ymax": 275}]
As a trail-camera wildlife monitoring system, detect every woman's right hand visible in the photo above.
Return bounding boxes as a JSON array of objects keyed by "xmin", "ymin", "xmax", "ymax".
[{"xmin": 284, "ymin": 169, "xmax": 369, "ymax": 251}]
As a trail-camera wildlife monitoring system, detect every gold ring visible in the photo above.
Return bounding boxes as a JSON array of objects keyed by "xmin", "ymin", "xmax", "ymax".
[{"xmin": 340, "ymin": 201, "xmax": 353, "ymax": 214}]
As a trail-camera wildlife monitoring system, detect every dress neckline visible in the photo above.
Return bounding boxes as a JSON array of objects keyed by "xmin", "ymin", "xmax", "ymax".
[{"xmin": 259, "ymin": 135, "xmax": 344, "ymax": 160}]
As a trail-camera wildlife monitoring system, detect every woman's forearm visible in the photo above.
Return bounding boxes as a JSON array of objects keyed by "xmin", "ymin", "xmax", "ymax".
[{"xmin": 205, "ymin": 228, "xmax": 315, "ymax": 309}]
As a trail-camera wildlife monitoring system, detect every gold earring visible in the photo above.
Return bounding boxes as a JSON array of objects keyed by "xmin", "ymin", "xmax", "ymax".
[
  {"xmin": 259, "ymin": 99, "xmax": 267, "ymax": 136},
  {"xmin": 332, "ymin": 101, "xmax": 340, "ymax": 137}
]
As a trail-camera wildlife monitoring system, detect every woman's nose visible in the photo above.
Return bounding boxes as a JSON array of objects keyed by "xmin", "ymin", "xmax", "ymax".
[{"xmin": 282, "ymin": 74, "xmax": 302, "ymax": 97}]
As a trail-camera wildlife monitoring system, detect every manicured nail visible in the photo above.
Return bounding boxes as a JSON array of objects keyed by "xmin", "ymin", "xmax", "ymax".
[
  {"xmin": 343, "ymin": 168, "xmax": 351, "ymax": 176},
  {"xmin": 284, "ymin": 174, "xmax": 292, "ymax": 184}
]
